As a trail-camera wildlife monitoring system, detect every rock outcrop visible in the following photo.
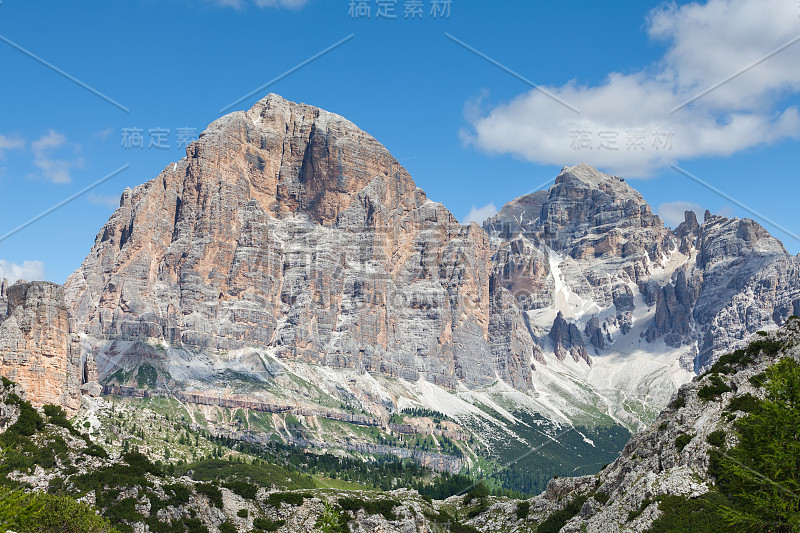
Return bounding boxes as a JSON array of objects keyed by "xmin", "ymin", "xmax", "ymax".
[
  {"xmin": 550, "ymin": 311, "xmax": 590, "ymax": 364},
  {"xmin": 584, "ymin": 315, "xmax": 607, "ymax": 351},
  {"xmin": 0, "ymin": 377, "xmax": 24, "ymax": 433},
  {"xmin": 0, "ymin": 281, "xmax": 82, "ymax": 411},
  {"xmin": 643, "ymin": 269, "xmax": 694, "ymax": 346}
]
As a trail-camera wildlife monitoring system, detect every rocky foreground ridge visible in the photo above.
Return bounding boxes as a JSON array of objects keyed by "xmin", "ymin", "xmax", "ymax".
[{"xmin": 457, "ymin": 316, "xmax": 800, "ymax": 532}]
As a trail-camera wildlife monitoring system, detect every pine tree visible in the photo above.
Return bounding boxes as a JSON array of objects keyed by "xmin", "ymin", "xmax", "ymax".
[{"xmin": 718, "ymin": 357, "xmax": 800, "ymax": 532}]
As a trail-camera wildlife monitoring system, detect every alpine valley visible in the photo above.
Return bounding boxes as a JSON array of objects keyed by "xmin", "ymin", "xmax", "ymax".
[{"xmin": 2, "ymin": 94, "xmax": 799, "ymax": 533}]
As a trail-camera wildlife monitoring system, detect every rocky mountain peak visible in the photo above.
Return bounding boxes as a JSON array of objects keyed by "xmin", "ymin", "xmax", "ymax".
[
  {"xmin": 698, "ymin": 215, "xmax": 787, "ymax": 263},
  {"xmin": 192, "ymin": 92, "xmax": 419, "ymax": 227},
  {"xmin": 64, "ymin": 93, "xmax": 507, "ymax": 391},
  {"xmin": 539, "ymin": 164, "xmax": 667, "ymax": 256},
  {"xmin": 483, "ymin": 190, "xmax": 548, "ymax": 238}
]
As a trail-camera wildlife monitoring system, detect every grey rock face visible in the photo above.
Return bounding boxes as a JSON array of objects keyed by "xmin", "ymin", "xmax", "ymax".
[
  {"xmin": 486, "ymin": 164, "xmax": 674, "ymax": 344},
  {"xmin": 674, "ymin": 210, "xmax": 700, "ymax": 254},
  {"xmin": 487, "ymin": 234, "xmax": 553, "ymax": 313},
  {"xmin": 584, "ymin": 315, "xmax": 606, "ymax": 351},
  {"xmin": 483, "ymin": 190, "xmax": 548, "ymax": 238},
  {"xmin": 643, "ymin": 211, "xmax": 800, "ymax": 370},
  {"xmin": 644, "ymin": 269, "xmax": 694, "ymax": 346},
  {"xmin": 690, "ymin": 215, "xmax": 800, "ymax": 369},
  {"xmin": 533, "ymin": 165, "xmax": 671, "ymax": 290},
  {"xmin": 488, "ymin": 285, "xmax": 537, "ymax": 388},
  {"xmin": 489, "ymin": 164, "xmax": 800, "ymax": 376}
]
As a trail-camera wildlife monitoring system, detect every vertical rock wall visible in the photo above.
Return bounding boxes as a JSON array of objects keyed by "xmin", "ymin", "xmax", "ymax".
[{"xmin": 0, "ymin": 281, "xmax": 81, "ymax": 412}]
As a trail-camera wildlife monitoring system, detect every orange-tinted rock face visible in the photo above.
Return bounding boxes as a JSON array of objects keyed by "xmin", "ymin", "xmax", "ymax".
[
  {"xmin": 64, "ymin": 94, "xmax": 526, "ymax": 390},
  {"xmin": 0, "ymin": 282, "xmax": 81, "ymax": 411}
]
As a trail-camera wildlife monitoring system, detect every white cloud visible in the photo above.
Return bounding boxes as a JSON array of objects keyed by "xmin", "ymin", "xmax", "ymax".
[
  {"xmin": 0, "ymin": 135, "xmax": 24, "ymax": 159},
  {"xmin": 93, "ymin": 127, "xmax": 114, "ymax": 141},
  {"xmin": 205, "ymin": 0, "xmax": 308, "ymax": 9},
  {"xmin": 30, "ymin": 130, "xmax": 83, "ymax": 184},
  {"xmin": 658, "ymin": 201, "xmax": 702, "ymax": 228},
  {"xmin": 87, "ymin": 193, "xmax": 121, "ymax": 209},
  {"xmin": 462, "ymin": 203, "xmax": 498, "ymax": 225},
  {"xmin": 0, "ymin": 260, "xmax": 44, "ymax": 284},
  {"xmin": 463, "ymin": 0, "xmax": 800, "ymax": 177}
]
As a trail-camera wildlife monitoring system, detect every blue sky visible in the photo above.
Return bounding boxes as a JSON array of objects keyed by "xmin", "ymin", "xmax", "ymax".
[{"xmin": 1, "ymin": 0, "xmax": 799, "ymax": 283}]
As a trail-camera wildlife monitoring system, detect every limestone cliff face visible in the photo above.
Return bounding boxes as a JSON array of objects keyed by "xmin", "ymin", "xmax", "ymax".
[
  {"xmin": 0, "ymin": 281, "xmax": 81, "ymax": 411},
  {"xmin": 643, "ymin": 210, "xmax": 800, "ymax": 371},
  {"xmin": 65, "ymin": 94, "xmax": 511, "ymax": 390},
  {"xmin": 550, "ymin": 311, "xmax": 590, "ymax": 364}
]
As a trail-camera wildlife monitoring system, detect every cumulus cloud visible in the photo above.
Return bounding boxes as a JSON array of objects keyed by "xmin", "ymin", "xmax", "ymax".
[
  {"xmin": 87, "ymin": 193, "xmax": 121, "ymax": 209},
  {"xmin": 31, "ymin": 130, "xmax": 83, "ymax": 184},
  {"xmin": 463, "ymin": 0, "xmax": 800, "ymax": 177},
  {"xmin": 205, "ymin": 0, "xmax": 308, "ymax": 9},
  {"xmin": 658, "ymin": 201, "xmax": 702, "ymax": 228},
  {"xmin": 462, "ymin": 203, "xmax": 498, "ymax": 225},
  {"xmin": 0, "ymin": 260, "xmax": 44, "ymax": 284},
  {"xmin": 0, "ymin": 135, "xmax": 24, "ymax": 159}
]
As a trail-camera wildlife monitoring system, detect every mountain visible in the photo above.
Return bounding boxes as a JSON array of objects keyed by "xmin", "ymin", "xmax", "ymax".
[
  {"xmin": 3, "ymin": 94, "xmax": 800, "ymax": 495},
  {"xmin": 65, "ymin": 93, "xmax": 507, "ymax": 390}
]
